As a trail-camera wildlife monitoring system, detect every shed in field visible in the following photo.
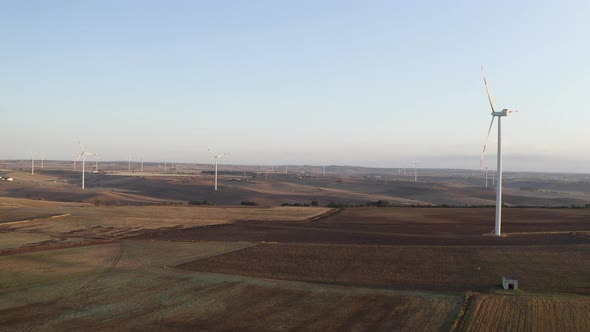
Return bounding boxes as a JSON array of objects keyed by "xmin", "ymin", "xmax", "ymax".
[{"xmin": 502, "ymin": 276, "xmax": 518, "ymax": 290}]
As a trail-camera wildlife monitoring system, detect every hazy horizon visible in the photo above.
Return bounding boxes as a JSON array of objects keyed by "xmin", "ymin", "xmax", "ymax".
[{"xmin": 1, "ymin": 1, "xmax": 588, "ymax": 173}]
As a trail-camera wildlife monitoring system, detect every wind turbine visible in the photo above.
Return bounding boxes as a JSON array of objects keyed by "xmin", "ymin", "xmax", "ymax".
[
  {"xmin": 94, "ymin": 155, "xmax": 99, "ymax": 172},
  {"xmin": 40, "ymin": 153, "xmax": 45, "ymax": 169},
  {"xmin": 209, "ymin": 149, "xmax": 228, "ymax": 191},
  {"xmin": 140, "ymin": 156, "xmax": 144, "ymax": 173},
  {"xmin": 485, "ymin": 166, "xmax": 488, "ymax": 188},
  {"xmin": 414, "ymin": 161, "xmax": 418, "ymax": 182},
  {"xmin": 31, "ymin": 152, "xmax": 40, "ymax": 175},
  {"xmin": 76, "ymin": 139, "xmax": 95, "ymax": 190},
  {"xmin": 492, "ymin": 170, "xmax": 495, "ymax": 187},
  {"xmin": 480, "ymin": 66, "xmax": 516, "ymax": 236}
]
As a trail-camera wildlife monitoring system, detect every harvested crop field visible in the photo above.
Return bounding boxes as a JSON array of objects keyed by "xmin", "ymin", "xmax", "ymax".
[
  {"xmin": 178, "ymin": 243, "xmax": 590, "ymax": 294},
  {"xmin": 0, "ymin": 240, "xmax": 462, "ymax": 331},
  {"xmin": 458, "ymin": 294, "xmax": 590, "ymax": 331},
  {"xmin": 0, "ymin": 198, "xmax": 331, "ymax": 253},
  {"xmin": 143, "ymin": 207, "xmax": 590, "ymax": 246}
]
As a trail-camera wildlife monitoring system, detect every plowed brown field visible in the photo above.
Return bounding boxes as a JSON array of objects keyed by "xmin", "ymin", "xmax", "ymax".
[{"xmin": 178, "ymin": 243, "xmax": 590, "ymax": 294}]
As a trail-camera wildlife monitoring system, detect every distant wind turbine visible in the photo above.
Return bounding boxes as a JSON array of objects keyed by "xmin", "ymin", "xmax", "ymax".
[
  {"xmin": 31, "ymin": 152, "xmax": 40, "ymax": 175},
  {"xmin": 480, "ymin": 66, "xmax": 517, "ymax": 236},
  {"xmin": 492, "ymin": 170, "xmax": 495, "ymax": 187},
  {"xmin": 414, "ymin": 161, "xmax": 418, "ymax": 182},
  {"xmin": 209, "ymin": 148, "xmax": 229, "ymax": 191},
  {"xmin": 94, "ymin": 155, "xmax": 99, "ymax": 172},
  {"xmin": 76, "ymin": 138, "xmax": 95, "ymax": 190}
]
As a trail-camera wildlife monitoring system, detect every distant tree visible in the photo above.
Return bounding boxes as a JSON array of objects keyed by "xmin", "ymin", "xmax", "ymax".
[
  {"xmin": 241, "ymin": 201, "xmax": 258, "ymax": 206},
  {"xmin": 310, "ymin": 200, "xmax": 319, "ymax": 207}
]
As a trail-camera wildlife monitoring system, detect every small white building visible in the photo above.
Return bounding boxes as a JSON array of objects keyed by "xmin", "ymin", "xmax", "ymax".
[{"xmin": 502, "ymin": 276, "xmax": 518, "ymax": 290}]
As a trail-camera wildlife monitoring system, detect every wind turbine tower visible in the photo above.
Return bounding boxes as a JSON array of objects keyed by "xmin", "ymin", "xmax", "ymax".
[
  {"xmin": 209, "ymin": 149, "xmax": 228, "ymax": 191},
  {"xmin": 485, "ymin": 167, "xmax": 488, "ymax": 188},
  {"xmin": 414, "ymin": 161, "xmax": 418, "ymax": 182},
  {"xmin": 31, "ymin": 152, "xmax": 39, "ymax": 175},
  {"xmin": 76, "ymin": 139, "xmax": 96, "ymax": 190},
  {"xmin": 480, "ymin": 66, "xmax": 516, "ymax": 236}
]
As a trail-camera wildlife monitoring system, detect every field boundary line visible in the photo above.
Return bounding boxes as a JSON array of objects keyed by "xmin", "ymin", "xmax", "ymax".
[
  {"xmin": 0, "ymin": 213, "xmax": 70, "ymax": 226},
  {"xmin": 450, "ymin": 291, "xmax": 477, "ymax": 332},
  {"xmin": 305, "ymin": 208, "xmax": 341, "ymax": 222}
]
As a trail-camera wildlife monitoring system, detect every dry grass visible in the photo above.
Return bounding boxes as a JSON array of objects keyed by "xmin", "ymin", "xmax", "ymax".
[{"xmin": 460, "ymin": 294, "xmax": 590, "ymax": 331}]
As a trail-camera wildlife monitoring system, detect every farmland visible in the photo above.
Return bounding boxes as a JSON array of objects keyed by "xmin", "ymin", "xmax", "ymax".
[
  {"xmin": 1, "ymin": 162, "xmax": 590, "ymax": 330},
  {"xmin": 457, "ymin": 294, "xmax": 590, "ymax": 331}
]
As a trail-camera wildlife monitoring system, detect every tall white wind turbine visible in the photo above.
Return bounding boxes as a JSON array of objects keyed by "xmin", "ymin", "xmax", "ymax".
[
  {"xmin": 209, "ymin": 149, "xmax": 228, "ymax": 191},
  {"xmin": 76, "ymin": 139, "xmax": 96, "ymax": 190},
  {"xmin": 480, "ymin": 66, "xmax": 516, "ymax": 236},
  {"xmin": 413, "ymin": 161, "xmax": 418, "ymax": 182}
]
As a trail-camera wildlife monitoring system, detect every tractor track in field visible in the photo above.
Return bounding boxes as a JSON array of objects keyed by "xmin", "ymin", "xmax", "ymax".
[{"xmin": 21, "ymin": 241, "xmax": 125, "ymax": 332}]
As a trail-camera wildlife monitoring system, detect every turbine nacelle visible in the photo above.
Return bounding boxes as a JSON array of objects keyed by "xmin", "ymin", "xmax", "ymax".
[
  {"xmin": 492, "ymin": 109, "xmax": 516, "ymax": 117},
  {"xmin": 492, "ymin": 109, "xmax": 508, "ymax": 117}
]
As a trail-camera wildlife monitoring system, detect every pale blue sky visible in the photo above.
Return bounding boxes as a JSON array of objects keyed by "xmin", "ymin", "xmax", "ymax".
[{"xmin": 1, "ymin": 1, "xmax": 588, "ymax": 172}]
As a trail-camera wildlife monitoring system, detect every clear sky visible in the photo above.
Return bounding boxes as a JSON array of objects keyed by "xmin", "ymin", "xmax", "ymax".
[{"xmin": 1, "ymin": 1, "xmax": 588, "ymax": 172}]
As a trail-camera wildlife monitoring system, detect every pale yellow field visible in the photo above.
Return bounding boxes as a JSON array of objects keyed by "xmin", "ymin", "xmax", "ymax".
[
  {"xmin": 459, "ymin": 294, "xmax": 590, "ymax": 331},
  {"xmin": 0, "ymin": 197, "xmax": 332, "ymax": 252}
]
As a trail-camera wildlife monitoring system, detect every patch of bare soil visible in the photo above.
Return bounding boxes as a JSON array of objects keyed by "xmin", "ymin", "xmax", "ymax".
[
  {"xmin": 141, "ymin": 207, "xmax": 590, "ymax": 246},
  {"xmin": 178, "ymin": 243, "xmax": 590, "ymax": 294}
]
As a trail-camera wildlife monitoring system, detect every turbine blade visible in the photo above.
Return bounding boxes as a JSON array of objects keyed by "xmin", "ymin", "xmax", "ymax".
[
  {"xmin": 481, "ymin": 65, "xmax": 496, "ymax": 113},
  {"xmin": 480, "ymin": 116, "xmax": 495, "ymax": 166}
]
